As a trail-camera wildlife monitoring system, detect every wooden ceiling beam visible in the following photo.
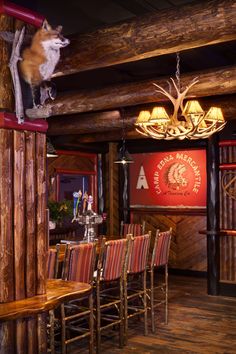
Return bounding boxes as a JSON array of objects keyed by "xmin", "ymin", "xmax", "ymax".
[
  {"xmin": 54, "ymin": 0, "xmax": 236, "ymax": 77},
  {"xmin": 29, "ymin": 65, "xmax": 236, "ymax": 119},
  {"xmin": 47, "ymin": 95, "xmax": 236, "ymax": 137}
]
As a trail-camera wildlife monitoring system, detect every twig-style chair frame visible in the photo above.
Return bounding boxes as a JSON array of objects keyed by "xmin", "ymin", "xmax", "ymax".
[
  {"xmin": 47, "ymin": 246, "xmax": 60, "ymax": 280},
  {"xmin": 120, "ymin": 220, "xmax": 146, "ymax": 237},
  {"xmin": 124, "ymin": 232, "xmax": 151, "ymax": 343},
  {"xmin": 149, "ymin": 228, "xmax": 172, "ymax": 332},
  {"xmin": 47, "ymin": 246, "xmax": 60, "ymax": 354},
  {"xmin": 95, "ymin": 237, "xmax": 129, "ymax": 354},
  {"xmin": 60, "ymin": 242, "xmax": 97, "ymax": 354}
]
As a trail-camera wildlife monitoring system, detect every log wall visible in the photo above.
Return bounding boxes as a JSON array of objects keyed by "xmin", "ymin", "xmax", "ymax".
[
  {"xmin": 0, "ymin": 130, "xmax": 47, "ymax": 303},
  {"xmin": 219, "ymin": 142, "xmax": 236, "ymax": 282},
  {"xmin": 131, "ymin": 211, "xmax": 207, "ymax": 271}
]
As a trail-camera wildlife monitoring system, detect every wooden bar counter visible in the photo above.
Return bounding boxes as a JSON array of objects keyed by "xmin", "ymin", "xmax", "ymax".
[
  {"xmin": 0, "ymin": 279, "xmax": 91, "ymax": 321},
  {"xmin": 0, "ymin": 279, "xmax": 91, "ymax": 354}
]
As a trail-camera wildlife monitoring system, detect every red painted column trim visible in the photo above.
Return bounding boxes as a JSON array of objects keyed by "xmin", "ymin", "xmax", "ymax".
[
  {"xmin": 0, "ymin": 112, "xmax": 48, "ymax": 132},
  {"xmin": 0, "ymin": 0, "xmax": 44, "ymax": 27}
]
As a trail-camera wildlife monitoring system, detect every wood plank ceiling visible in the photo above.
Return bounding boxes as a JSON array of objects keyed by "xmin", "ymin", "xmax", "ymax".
[{"xmin": 15, "ymin": 0, "xmax": 236, "ymax": 150}]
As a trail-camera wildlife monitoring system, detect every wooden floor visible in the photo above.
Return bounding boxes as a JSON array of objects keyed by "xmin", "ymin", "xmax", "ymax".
[{"xmin": 68, "ymin": 275, "xmax": 236, "ymax": 353}]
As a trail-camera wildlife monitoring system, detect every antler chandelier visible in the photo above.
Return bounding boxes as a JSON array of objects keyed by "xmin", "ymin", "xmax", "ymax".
[{"xmin": 135, "ymin": 54, "xmax": 226, "ymax": 140}]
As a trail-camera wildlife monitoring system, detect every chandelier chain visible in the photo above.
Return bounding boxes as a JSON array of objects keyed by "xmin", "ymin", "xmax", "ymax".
[{"xmin": 175, "ymin": 52, "xmax": 181, "ymax": 91}]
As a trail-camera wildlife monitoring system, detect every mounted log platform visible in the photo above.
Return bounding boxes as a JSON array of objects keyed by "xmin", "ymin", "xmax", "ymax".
[
  {"xmin": 27, "ymin": 65, "xmax": 236, "ymax": 119},
  {"xmin": 47, "ymin": 95, "xmax": 236, "ymax": 138},
  {"xmin": 54, "ymin": 0, "xmax": 236, "ymax": 77}
]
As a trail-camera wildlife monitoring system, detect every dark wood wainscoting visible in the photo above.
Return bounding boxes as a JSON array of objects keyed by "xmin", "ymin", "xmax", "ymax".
[{"xmin": 131, "ymin": 211, "xmax": 207, "ymax": 272}]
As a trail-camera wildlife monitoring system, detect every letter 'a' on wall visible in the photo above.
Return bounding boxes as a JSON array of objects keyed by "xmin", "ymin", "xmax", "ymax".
[{"xmin": 130, "ymin": 149, "xmax": 206, "ymax": 209}]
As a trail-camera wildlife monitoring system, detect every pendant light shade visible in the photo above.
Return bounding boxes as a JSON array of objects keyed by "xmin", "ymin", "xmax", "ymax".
[
  {"xmin": 114, "ymin": 109, "xmax": 133, "ymax": 165},
  {"xmin": 114, "ymin": 142, "xmax": 134, "ymax": 164}
]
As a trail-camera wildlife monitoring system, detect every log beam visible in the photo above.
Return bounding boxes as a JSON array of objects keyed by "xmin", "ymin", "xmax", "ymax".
[
  {"xmin": 27, "ymin": 65, "xmax": 236, "ymax": 119},
  {"xmin": 47, "ymin": 95, "xmax": 236, "ymax": 137},
  {"xmin": 54, "ymin": 0, "xmax": 236, "ymax": 77}
]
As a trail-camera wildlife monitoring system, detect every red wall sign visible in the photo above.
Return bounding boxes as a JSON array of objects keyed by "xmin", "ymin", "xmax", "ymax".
[{"xmin": 130, "ymin": 149, "xmax": 206, "ymax": 208}]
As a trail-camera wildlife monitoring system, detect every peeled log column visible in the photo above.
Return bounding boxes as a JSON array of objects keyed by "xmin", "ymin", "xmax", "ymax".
[
  {"xmin": 0, "ymin": 14, "xmax": 14, "ymax": 111},
  {"xmin": 25, "ymin": 132, "xmax": 36, "ymax": 298},
  {"xmin": 55, "ymin": 0, "xmax": 236, "ymax": 76},
  {"xmin": 36, "ymin": 133, "xmax": 47, "ymax": 295},
  {"xmin": 28, "ymin": 65, "xmax": 236, "ymax": 118},
  {"xmin": 14, "ymin": 131, "xmax": 26, "ymax": 300},
  {"xmin": 0, "ymin": 129, "xmax": 14, "ymax": 303}
]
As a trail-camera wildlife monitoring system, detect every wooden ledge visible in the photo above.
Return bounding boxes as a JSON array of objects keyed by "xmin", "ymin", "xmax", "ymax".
[
  {"xmin": 0, "ymin": 279, "xmax": 91, "ymax": 321},
  {"xmin": 199, "ymin": 229, "xmax": 236, "ymax": 237}
]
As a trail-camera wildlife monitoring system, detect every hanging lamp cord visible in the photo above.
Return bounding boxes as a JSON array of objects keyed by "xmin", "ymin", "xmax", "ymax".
[{"xmin": 175, "ymin": 52, "xmax": 181, "ymax": 91}]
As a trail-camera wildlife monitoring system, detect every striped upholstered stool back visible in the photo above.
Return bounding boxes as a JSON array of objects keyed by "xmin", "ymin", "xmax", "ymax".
[
  {"xmin": 102, "ymin": 239, "xmax": 128, "ymax": 281},
  {"xmin": 127, "ymin": 233, "xmax": 151, "ymax": 274},
  {"xmin": 63, "ymin": 243, "xmax": 96, "ymax": 284},
  {"xmin": 120, "ymin": 221, "xmax": 145, "ymax": 237},
  {"xmin": 152, "ymin": 228, "xmax": 172, "ymax": 267},
  {"xmin": 47, "ymin": 248, "xmax": 59, "ymax": 279}
]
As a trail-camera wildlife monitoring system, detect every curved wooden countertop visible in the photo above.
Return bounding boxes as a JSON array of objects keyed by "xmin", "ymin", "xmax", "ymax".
[{"xmin": 0, "ymin": 279, "xmax": 91, "ymax": 321}]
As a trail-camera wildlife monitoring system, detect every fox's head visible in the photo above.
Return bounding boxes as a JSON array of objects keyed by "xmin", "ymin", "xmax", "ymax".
[{"xmin": 35, "ymin": 19, "xmax": 70, "ymax": 49}]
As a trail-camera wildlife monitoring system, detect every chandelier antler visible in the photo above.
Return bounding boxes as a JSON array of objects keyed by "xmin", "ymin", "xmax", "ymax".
[{"xmin": 135, "ymin": 55, "xmax": 226, "ymax": 140}]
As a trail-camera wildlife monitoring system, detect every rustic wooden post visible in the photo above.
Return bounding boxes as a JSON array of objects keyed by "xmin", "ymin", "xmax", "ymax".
[
  {"xmin": 106, "ymin": 142, "xmax": 119, "ymax": 237},
  {"xmin": 0, "ymin": 114, "xmax": 48, "ymax": 353},
  {"xmin": 207, "ymin": 134, "xmax": 220, "ymax": 295}
]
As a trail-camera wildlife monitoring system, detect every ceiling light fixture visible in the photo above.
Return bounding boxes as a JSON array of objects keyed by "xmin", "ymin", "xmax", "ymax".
[
  {"xmin": 114, "ymin": 109, "xmax": 134, "ymax": 165},
  {"xmin": 135, "ymin": 53, "xmax": 226, "ymax": 140}
]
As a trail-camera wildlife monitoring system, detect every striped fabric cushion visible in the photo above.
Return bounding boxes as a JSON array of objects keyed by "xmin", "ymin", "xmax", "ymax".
[
  {"xmin": 128, "ymin": 234, "xmax": 150, "ymax": 274},
  {"xmin": 102, "ymin": 239, "xmax": 127, "ymax": 281},
  {"xmin": 154, "ymin": 230, "xmax": 171, "ymax": 267},
  {"xmin": 68, "ymin": 243, "xmax": 95, "ymax": 283},
  {"xmin": 123, "ymin": 223, "xmax": 142, "ymax": 236},
  {"xmin": 47, "ymin": 249, "xmax": 57, "ymax": 279}
]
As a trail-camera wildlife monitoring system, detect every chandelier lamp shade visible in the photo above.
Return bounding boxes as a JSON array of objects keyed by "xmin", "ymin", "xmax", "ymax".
[{"xmin": 135, "ymin": 54, "xmax": 226, "ymax": 140}]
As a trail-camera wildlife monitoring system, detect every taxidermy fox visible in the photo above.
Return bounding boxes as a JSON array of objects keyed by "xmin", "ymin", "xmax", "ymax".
[{"xmin": 19, "ymin": 19, "xmax": 70, "ymax": 108}]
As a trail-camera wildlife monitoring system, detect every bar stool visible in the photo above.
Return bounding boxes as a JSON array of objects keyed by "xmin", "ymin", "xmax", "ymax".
[
  {"xmin": 148, "ymin": 228, "xmax": 172, "ymax": 332},
  {"xmin": 124, "ymin": 232, "xmax": 151, "ymax": 343},
  {"xmin": 60, "ymin": 242, "xmax": 97, "ymax": 354},
  {"xmin": 47, "ymin": 246, "xmax": 59, "ymax": 279},
  {"xmin": 120, "ymin": 220, "xmax": 146, "ymax": 237},
  {"xmin": 95, "ymin": 237, "xmax": 128, "ymax": 354},
  {"xmin": 47, "ymin": 246, "xmax": 60, "ymax": 354}
]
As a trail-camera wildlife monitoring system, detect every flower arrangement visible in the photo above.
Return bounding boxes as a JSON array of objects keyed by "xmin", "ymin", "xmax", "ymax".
[{"xmin": 48, "ymin": 199, "xmax": 73, "ymax": 222}]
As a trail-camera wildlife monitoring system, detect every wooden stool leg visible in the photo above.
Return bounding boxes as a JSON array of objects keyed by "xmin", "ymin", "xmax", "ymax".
[
  {"xmin": 119, "ymin": 278, "xmax": 124, "ymax": 348},
  {"xmin": 123, "ymin": 277, "xmax": 128, "ymax": 345},
  {"xmin": 150, "ymin": 268, "xmax": 155, "ymax": 333},
  {"xmin": 61, "ymin": 304, "xmax": 66, "ymax": 354},
  {"xmin": 165, "ymin": 264, "xmax": 168, "ymax": 325},
  {"xmin": 144, "ymin": 272, "xmax": 148, "ymax": 336},
  {"xmin": 89, "ymin": 293, "xmax": 94, "ymax": 354},
  {"xmin": 48, "ymin": 310, "xmax": 55, "ymax": 354},
  {"xmin": 96, "ymin": 284, "xmax": 101, "ymax": 354}
]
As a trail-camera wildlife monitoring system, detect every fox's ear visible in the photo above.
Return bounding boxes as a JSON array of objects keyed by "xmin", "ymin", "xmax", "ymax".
[
  {"xmin": 42, "ymin": 19, "xmax": 51, "ymax": 31},
  {"xmin": 56, "ymin": 25, "xmax": 62, "ymax": 33}
]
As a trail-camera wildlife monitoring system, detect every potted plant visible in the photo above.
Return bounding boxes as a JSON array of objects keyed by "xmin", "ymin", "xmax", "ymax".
[{"xmin": 48, "ymin": 199, "xmax": 73, "ymax": 229}]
